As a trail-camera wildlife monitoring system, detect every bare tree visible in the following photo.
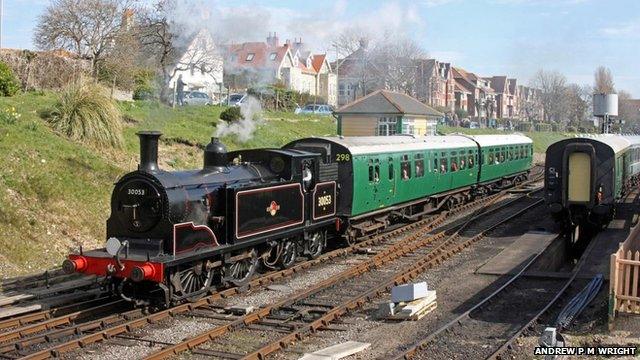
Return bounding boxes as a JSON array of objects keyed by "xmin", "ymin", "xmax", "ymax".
[
  {"xmin": 332, "ymin": 27, "xmax": 372, "ymax": 59},
  {"xmin": 530, "ymin": 69, "xmax": 568, "ymax": 123},
  {"xmin": 564, "ymin": 83, "xmax": 591, "ymax": 127},
  {"xmin": 594, "ymin": 66, "xmax": 615, "ymax": 94},
  {"xmin": 100, "ymin": 26, "xmax": 140, "ymax": 91},
  {"xmin": 617, "ymin": 90, "xmax": 639, "ymax": 130},
  {"xmin": 372, "ymin": 33, "xmax": 425, "ymax": 94},
  {"xmin": 136, "ymin": 0, "xmax": 221, "ymax": 102},
  {"xmin": 34, "ymin": 0, "xmax": 133, "ymax": 76},
  {"xmin": 332, "ymin": 29, "xmax": 425, "ymax": 100},
  {"xmin": 331, "ymin": 29, "xmax": 380, "ymax": 100}
]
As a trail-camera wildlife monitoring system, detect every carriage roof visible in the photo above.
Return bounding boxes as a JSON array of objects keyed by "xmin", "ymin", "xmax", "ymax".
[
  {"xmin": 574, "ymin": 134, "xmax": 640, "ymax": 154},
  {"xmin": 315, "ymin": 134, "xmax": 532, "ymax": 156}
]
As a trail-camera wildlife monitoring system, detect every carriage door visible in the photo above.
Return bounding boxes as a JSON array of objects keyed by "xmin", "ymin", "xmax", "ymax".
[
  {"xmin": 387, "ymin": 156, "xmax": 396, "ymax": 200},
  {"xmin": 368, "ymin": 158, "xmax": 382, "ymax": 207},
  {"xmin": 567, "ymin": 152, "xmax": 590, "ymax": 202}
]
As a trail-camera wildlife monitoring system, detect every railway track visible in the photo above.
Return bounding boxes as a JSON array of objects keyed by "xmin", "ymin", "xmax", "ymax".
[
  {"xmin": 0, "ymin": 171, "xmax": 543, "ymax": 360},
  {"xmin": 0, "ymin": 189, "xmax": 503, "ymax": 358},
  {"xmin": 392, "ymin": 208, "xmax": 597, "ymax": 360},
  {"xmin": 131, "ymin": 188, "xmax": 542, "ymax": 359}
]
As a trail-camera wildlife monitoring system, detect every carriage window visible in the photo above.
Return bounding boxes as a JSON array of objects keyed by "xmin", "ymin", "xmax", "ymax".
[
  {"xmin": 415, "ymin": 154, "xmax": 425, "ymax": 177},
  {"xmin": 488, "ymin": 152, "xmax": 495, "ymax": 165},
  {"xmin": 468, "ymin": 155, "xmax": 474, "ymax": 168},
  {"xmin": 434, "ymin": 158, "xmax": 439, "ymax": 172},
  {"xmin": 441, "ymin": 158, "xmax": 448, "ymax": 173},
  {"xmin": 401, "ymin": 155, "xmax": 411, "ymax": 180},
  {"xmin": 368, "ymin": 159, "xmax": 380, "ymax": 182},
  {"xmin": 388, "ymin": 157, "xmax": 394, "ymax": 180},
  {"xmin": 451, "ymin": 157, "xmax": 459, "ymax": 172}
]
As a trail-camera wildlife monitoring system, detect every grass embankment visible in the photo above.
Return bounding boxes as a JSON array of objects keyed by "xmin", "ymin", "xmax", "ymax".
[
  {"xmin": 437, "ymin": 126, "xmax": 571, "ymax": 154},
  {"xmin": 0, "ymin": 92, "xmax": 335, "ymax": 275}
]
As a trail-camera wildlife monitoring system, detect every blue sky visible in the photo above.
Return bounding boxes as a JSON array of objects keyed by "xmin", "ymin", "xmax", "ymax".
[{"xmin": 3, "ymin": 0, "xmax": 640, "ymax": 96}]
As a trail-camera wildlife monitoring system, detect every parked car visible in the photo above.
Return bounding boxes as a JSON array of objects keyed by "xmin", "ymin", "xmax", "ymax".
[
  {"xmin": 219, "ymin": 93, "xmax": 247, "ymax": 106},
  {"xmin": 295, "ymin": 104, "xmax": 334, "ymax": 116},
  {"xmin": 183, "ymin": 91, "xmax": 213, "ymax": 106}
]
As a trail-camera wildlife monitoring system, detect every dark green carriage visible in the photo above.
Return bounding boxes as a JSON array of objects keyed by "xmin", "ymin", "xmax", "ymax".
[{"xmin": 287, "ymin": 135, "xmax": 533, "ymax": 218}]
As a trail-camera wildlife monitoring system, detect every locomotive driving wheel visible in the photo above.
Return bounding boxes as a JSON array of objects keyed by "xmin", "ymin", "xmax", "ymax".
[
  {"xmin": 223, "ymin": 250, "xmax": 258, "ymax": 287},
  {"xmin": 170, "ymin": 261, "xmax": 214, "ymax": 302},
  {"xmin": 277, "ymin": 239, "xmax": 298, "ymax": 269},
  {"xmin": 305, "ymin": 232, "xmax": 325, "ymax": 259}
]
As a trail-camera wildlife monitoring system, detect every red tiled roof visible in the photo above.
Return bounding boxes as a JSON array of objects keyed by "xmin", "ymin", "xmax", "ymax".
[
  {"xmin": 226, "ymin": 42, "xmax": 290, "ymax": 70},
  {"xmin": 312, "ymin": 54, "xmax": 327, "ymax": 73}
]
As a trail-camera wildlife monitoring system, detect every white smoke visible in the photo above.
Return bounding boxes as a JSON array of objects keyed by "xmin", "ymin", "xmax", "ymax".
[
  {"xmin": 162, "ymin": 1, "xmax": 426, "ymax": 55},
  {"xmin": 215, "ymin": 96, "xmax": 263, "ymax": 142}
]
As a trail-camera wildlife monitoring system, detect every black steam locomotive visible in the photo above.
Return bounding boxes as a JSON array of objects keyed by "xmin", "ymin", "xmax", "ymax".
[{"xmin": 63, "ymin": 131, "xmax": 336, "ymax": 305}]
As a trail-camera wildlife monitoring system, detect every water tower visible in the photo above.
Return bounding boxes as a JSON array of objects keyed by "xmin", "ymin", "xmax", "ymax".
[{"xmin": 593, "ymin": 93, "xmax": 618, "ymax": 133}]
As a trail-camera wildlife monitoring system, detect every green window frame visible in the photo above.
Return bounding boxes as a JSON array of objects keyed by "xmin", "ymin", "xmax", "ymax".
[
  {"xmin": 401, "ymin": 154, "xmax": 411, "ymax": 180},
  {"xmin": 415, "ymin": 153, "xmax": 425, "ymax": 177}
]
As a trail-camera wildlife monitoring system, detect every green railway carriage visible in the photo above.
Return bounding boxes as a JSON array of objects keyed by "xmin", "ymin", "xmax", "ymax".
[
  {"xmin": 474, "ymin": 136, "xmax": 534, "ymax": 184},
  {"xmin": 287, "ymin": 134, "xmax": 532, "ymax": 239},
  {"xmin": 545, "ymin": 135, "xmax": 640, "ymax": 231}
]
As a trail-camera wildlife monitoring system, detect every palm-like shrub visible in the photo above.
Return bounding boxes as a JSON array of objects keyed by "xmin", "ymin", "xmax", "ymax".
[{"xmin": 47, "ymin": 78, "xmax": 123, "ymax": 147}]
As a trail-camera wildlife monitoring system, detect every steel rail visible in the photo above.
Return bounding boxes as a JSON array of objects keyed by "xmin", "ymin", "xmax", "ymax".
[
  {"xmin": 143, "ymin": 193, "xmax": 543, "ymax": 360},
  {"xmin": 484, "ymin": 214, "xmax": 603, "ymax": 360},
  {"xmin": 392, "ymin": 229, "xmax": 552, "ymax": 359},
  {"xmin": 393, "ymin": 203, "xmax": 598, "ymax": 360},
  {"xmin": 15, "ymin": 180, "xmax": 541, "ymax": 360}
]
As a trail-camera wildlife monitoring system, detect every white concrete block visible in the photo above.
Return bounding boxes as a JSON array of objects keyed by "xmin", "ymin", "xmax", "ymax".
[
  {"xmin": 391, "ymin": 282, "xmax": 428, "ymax": 303},
  {"xmin": 299, "ymin": 354, "xmax": 332, "ymax": 360},
  {"xmin": 540, "ymin": 327, "xmax": 557, "ymax": 347},
  {"xmin": 311, "ymin": 341, "xmax": 371, "ymax": 359}
]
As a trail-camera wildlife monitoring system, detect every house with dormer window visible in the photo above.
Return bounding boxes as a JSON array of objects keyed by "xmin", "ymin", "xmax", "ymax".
[{"xmin": 223, "ymin": 33, "xmax": 337, "ymax": 105}]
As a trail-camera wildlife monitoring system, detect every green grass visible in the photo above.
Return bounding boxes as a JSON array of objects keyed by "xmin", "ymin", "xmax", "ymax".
[
  {"xmin": 0, "ymin": 92, "xmax": 123, "ymax": 272},
  {"xmin": 438, "ymin": 125, "xmax": 571, "ymax": 154},
  {"xmin": 0, "ymin": 92, "xmax": 335, "ymax": 275}
]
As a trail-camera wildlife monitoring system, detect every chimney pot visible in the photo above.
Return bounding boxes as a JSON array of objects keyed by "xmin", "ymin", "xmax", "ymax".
[
  {"xmin": 137, "ymin": 131, "xmax": 162, "ymax": 173},
  {"xmin": 204, "ymin": 137, "xmax": 228, "ymax": 170}
]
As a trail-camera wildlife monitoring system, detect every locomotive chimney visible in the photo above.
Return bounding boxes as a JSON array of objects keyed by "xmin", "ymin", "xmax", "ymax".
[
  {"xmin": 137, "ymin": 131, "xmax": 162, "ymax": 172},
  {"xmin": 204, "ymin": 137, "xmax": 228, "ymax": 171}
]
